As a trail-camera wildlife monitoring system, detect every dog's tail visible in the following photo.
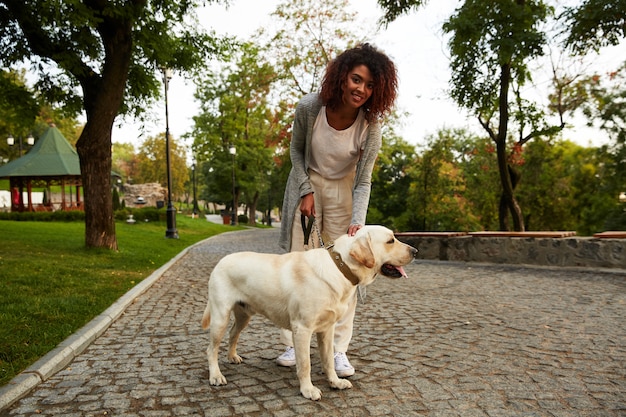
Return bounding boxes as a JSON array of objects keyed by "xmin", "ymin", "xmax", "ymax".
[
  {"xmin": 201, "ymin": 301, "xmax": 211, "ymax": 329},
  {"xmin": 201, "ymin": 277, "xmax": 212, "ymax": 329}
]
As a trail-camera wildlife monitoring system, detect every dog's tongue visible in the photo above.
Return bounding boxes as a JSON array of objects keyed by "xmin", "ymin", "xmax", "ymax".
[{"xmin": 396, "ymin": 265, "xmax": 408, "ymax": 278}]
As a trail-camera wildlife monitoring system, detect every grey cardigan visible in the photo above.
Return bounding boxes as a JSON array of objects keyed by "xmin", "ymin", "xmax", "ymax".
[{"xmin": 278, "ymin": 93, "xmax": 382, "ymax": 251}]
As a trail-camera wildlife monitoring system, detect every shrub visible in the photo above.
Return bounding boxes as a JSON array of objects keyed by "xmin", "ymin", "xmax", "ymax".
[{"xmin": 0, "ymin": 210, "xmax": 85, "ymax": 222}]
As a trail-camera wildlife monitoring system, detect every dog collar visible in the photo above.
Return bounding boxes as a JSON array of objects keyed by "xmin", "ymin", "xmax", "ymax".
[{"xmin": 329, "ymin": 250, "xmax": 360, "ymax": 286}]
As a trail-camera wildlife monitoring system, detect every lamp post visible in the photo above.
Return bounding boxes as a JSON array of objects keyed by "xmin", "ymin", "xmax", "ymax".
[
  {"xmin": 162, "ymin": 67, "xmax": 179, "ymax": 239},
  {"xmin": 229, "ymin": 144, "xmax": 236, "ymax": 226},
  {"xmin": 191, "ymin": 163, "xmax": 199, "ymax": 217},
  {"xmin": 7, "ymin": 134, "xmax": 34, "ymax": 158}
]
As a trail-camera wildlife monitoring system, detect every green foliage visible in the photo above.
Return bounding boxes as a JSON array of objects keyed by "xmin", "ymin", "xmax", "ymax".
[
  {"xmin": 604, "ymin": 204, "xmax": 626, "ymax": 231},
  {"xmin": 264, "ymin": 0, "xmax": 363, "ymax": 101},
  {"xmin": 516, "ymin": 139, "xmax": 579, "ymax": 231},
  {"xmin": 0, "ymin": 70, "xmax": 39, "ymax": 131},
  {"xmin": 405, "ymin": 129, "xmax": 484, "ymax": 231},
  {"xmin": 368, "ymin": 132, "xmax": 417, "ymax": 231},
  {"xmin": 369, "ymin": 127, "xmax": 624, "ymax": 235},
  {"xmin": 111, "ymin": 142, "xmax": 137, "ymax": 184},
  {"xmin": 376, "ymin": 0, "xmax": 429, "ymax": 27},
  {"xmin": 473, "ymin": 134, "xmax": 624, "ymax": 234},
  {"xmin": 443, "ymin": 0, "xmax": 551, "ymax": 116},
  {"xmin": 563, "ymin": 0, "xmax": 626, "ymax": 54},
  {"xmin": 0, "ymin": 210, "xmax": 85, "ymax": 222},
  {"xmin": 112, "ymin": 187, "xmax": 122, "ymax": 211},
  {"xmin": 461, "ymin": 137, "xmax": 501, "ymax": 230},
  {"xmin": 192, "ymin": 42, "xmax": 280, "ymax": 224},
  {"xmin": 440, "ymin": 0, "xmax": 559, "ymax": 231},
  {"xmin": 135, "ymin": 133, "xmax": 188, "ymax": 198},
  {"xmin": 0, "ymin": 0, "xmax": 232, "ymax": 249},
  {"xmin": 0, "ymin": 0, "xmax": 231, "ymax": 120}
]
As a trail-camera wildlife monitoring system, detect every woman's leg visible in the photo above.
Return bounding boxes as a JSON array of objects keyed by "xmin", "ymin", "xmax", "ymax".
[{"xmin": 311, "ymin": 171, "xmax": 356, "ymax": 354}]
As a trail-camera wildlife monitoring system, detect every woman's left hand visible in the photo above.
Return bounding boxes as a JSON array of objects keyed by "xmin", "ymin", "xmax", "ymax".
[{"xmin": 347, "ymin": 224, "xmax": 362, "ymax": 237}]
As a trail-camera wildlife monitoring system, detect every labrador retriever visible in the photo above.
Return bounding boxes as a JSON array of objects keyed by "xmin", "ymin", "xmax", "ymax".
[{"xmin": 201, "ymin": 225, "xmax": 417, "ymax": 400}]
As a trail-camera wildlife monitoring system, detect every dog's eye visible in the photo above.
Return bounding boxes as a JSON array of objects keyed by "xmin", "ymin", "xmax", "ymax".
[{"xmin": 387, "ymin": 238, "xmax": 395, "ymax": 244}]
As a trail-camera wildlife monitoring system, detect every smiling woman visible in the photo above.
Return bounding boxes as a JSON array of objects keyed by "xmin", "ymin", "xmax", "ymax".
[{"xmin": 276, "ymin": 43, "xmax": 399, "ymax": 377}]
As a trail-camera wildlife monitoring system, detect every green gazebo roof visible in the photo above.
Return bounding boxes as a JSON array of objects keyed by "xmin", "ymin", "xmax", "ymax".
[{"xmin": 0, "ymin": 126, "xmax": 81, "ymax": 178}]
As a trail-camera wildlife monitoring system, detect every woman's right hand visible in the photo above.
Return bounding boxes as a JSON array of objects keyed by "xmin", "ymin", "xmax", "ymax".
[{"xmin": 300, "ymin": 193, "xmax": 315, "ymax": 217}]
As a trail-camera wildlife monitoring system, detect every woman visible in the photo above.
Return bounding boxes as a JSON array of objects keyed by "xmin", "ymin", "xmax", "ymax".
[{"xmin": 277, "ymin": 43, "xmax": 399, "ymax": 377}]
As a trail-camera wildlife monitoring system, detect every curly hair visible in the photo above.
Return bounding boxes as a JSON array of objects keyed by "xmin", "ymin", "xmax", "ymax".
[{"xmin": 320, "ymin": 43, "xmax": 398, "ymax": 123}]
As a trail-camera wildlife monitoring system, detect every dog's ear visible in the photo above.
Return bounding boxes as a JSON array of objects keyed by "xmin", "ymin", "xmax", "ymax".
[{"xmin": 349, "ymin": 234, "xmax": 375, "ymax": 268}]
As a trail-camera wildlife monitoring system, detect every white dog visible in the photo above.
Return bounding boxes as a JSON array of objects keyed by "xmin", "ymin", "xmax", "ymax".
[{"xmin": 201, "ymin": 225, "xmax": 417, "ymax": 400}]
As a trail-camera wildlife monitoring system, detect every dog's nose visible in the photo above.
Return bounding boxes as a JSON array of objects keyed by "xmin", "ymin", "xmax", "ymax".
[{"xmin": 411, "ymin": 247, "xmax": 418, "ymax": 258}]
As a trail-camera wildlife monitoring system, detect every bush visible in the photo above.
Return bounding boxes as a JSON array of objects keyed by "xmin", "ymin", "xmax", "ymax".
[
  {"xmin": 238, "ymin": 214, "xmax": 249, "ymax": 224},
  {"xmin": 0, "ymin": 210, "xmax": 85, "ymax": 222},
  {"xmin": 112, "ymin": 188, "xmax": 122, "ymax": 211},
  {"xmin": 114, "ymin": 208, "xmax": 132, "ymax": 221},
  {"xmin": 604, "ymin": 204, "xmax": 626, "ymax": 231},
  {"xmin": 114, "ymin": 207, "xmax": 166, "ymax": 223}
]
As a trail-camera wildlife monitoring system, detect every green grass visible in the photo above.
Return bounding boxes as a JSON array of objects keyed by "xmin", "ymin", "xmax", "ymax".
[{"xmin": 0, "ymin": 216, "xmax": 245, "ymax": 386}]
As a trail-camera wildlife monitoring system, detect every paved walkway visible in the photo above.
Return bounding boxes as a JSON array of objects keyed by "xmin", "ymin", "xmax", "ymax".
[{"xmin": 1, "ymin": 228, "xmax": 625, "ymax": 416}]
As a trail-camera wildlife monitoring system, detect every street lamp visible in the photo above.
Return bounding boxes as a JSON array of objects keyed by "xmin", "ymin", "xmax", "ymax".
[
  {"xmin": 229, "ymin": 144, "xmax": 236, "ymax": 226},
  {"xmin": 7, "ymin": 134, "xmax": 35, "ymax": 157},
  {"xmin": 162, "ymin": 67, "xmax": 179, "ymax": 239},
  {"xmin": 191, "ymin": 163, "xmax": 199, "ymax": 217}
]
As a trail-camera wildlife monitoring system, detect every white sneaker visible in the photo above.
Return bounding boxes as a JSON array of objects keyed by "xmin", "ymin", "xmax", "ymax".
[
  {"xmin": 334, "ymin": 352, "xmax": 355, "ymax": 377},
  {"xmin": 276, "ymin": 346, "xmax": 296, "ymax": 367}
]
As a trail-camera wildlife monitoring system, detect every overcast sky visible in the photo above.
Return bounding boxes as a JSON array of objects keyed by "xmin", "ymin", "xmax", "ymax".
[{"xmin": 111, "ymin": 0, "xmax": 626, "ymax": 151}]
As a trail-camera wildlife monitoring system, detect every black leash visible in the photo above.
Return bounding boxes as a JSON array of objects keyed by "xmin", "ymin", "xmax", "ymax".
[{"xmin": 301, "ymin": 214, "xmax": 315, "ymax": 247}]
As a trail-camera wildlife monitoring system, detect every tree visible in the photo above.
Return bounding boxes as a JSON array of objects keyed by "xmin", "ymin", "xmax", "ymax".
[
  {"xmin": 563, "ymin": 0, "xmax": 626, "ymax": 55},
  {"xmin": 441, "ymin": 0, "xmax": 565, "ymax": 232},
  {"xmin": 262, "ymin": 0, "xmax": 367, "ymax": 104},
  {"xmin": 112, "ymin": 142, "xmax": 138, "ymax": 184},
  {"xmin": 0, "ymin": 0, "xmax": 228, "ymax": 249},
  {"xmin": 135, "ymin": 134, "xmax": 187, "ymax": 197},
  {"xmin": 1, "ymin": 70, "xmax": 83, "ymax": 161},
  {"xmin": 0, "ymin": 70, "xmax": 39, "ymax": 138},
  {"xmin": 192, "ymin": 42, "xmax": 278, "ymax": 225},
  {"xmin": 378, "ymin": 1, "xmax": 593, "ymax": 231},
  {"xmin": 406, "ymin": 129, "xmax": 482, "ymax": 231},
  {"xmin": 367, "ymin": 128, "xmax": 417, "ymax": 231},
  {"xmin": 452, "ymin": 131, "xmax": 501, "ymax": 231},
  {"xmin": 376, "ymin": 0, "xmax": 429, "ymax": 27}
]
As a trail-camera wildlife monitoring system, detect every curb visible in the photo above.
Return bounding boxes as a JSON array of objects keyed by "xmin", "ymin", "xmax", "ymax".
[{"xmin": 0, "ymin": 239, "xmax": 204, "ymax": 412}]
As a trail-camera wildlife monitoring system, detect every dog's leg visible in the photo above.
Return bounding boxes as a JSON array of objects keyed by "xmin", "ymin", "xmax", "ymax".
[
  {"xmin": 227, "ymin": 304, "xmax": 252, "ymax": 364},
  {"xmin": 207, "ymin": 308, "xmax": 230, "ymax": 386},
  {"xmin": 292, "ymin": 326, "xmax": 321, "ymax": 400},
  {"xmin": 317, "ymin": 329, "xmax": 352, "ymax": 391}
]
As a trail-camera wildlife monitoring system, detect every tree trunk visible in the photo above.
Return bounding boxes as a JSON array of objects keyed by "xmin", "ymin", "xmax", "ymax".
[
  {"xmin": 75, "ymin": 16, "xmax": 134, "ymax": 249},
  {"xmin": 247, "ymin": 190, "xmax": 260, "ymax": 226},
  {"xmin": 495, "ymin": 62, "xmax": 525, "ymax": 231},
  {"xmin": 78, "ymin": 122, "xmax": 118, "ymax": 249}
]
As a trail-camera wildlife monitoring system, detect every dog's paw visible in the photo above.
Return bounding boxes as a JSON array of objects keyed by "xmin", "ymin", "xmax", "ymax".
[
  {"xmin": 331, "ymin": 378, "xmax": 352, "ymax": 390},
  {"xmin": 228, "ymin": 354, "xmax": 243, "ymax": 364},
  {"xmin": 301, "ymin": 385, "xmax": 322, "ymax": 401},
  {"xmin": 209, "ymin": 373, "xmax": 227, "ymax": 386}
]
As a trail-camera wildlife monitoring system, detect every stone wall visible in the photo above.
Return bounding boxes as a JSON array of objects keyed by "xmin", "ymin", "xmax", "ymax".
[
  {"xmin": 396, "ymin": 234, "xmax": 626, "ymax": 269},
  {"xmin": 122, "ymin": 183, "xmax": 166, "ymax": 208}
]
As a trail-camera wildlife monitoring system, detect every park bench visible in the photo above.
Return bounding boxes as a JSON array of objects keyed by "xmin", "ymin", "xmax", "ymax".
[
  {"xmin": 394, "ymin": 231, "xmax": 468, "ymax": 238},
  {"xmin": 468, "ymin": 231, "xmax": 577, "ymax": 238},
  {"xmin": 593, "ymin": 231, "xmax": 626, "ymax": 239}
]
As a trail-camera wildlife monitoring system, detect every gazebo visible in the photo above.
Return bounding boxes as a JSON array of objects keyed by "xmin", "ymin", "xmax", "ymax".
[{"xmin": 0, "ymin": 125, "xmax": 83, "ymax": 212}]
